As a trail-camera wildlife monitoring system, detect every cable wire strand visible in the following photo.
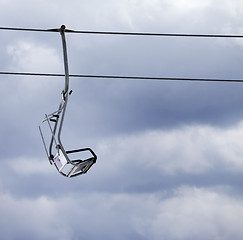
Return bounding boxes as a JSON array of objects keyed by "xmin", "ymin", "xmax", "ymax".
[
  {"xmin": 0, "ymin": 71, "xmax": 243, "ymax": 83},
  {"xmin": 66, "ymin": 30, "xmax": 243, "ymax": 38},
  {"xmin": 0, "ymin": 26, "xmax": 59, "ymax": 32},
  {"xmin": 0, "ymin": 26, "xmax": 243, "ymax": 38}
]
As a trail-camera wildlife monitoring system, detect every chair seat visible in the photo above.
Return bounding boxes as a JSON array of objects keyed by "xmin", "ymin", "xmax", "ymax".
[{"xmin": 53, "ymin": 148, "xmax": 96, "ymax": 177}]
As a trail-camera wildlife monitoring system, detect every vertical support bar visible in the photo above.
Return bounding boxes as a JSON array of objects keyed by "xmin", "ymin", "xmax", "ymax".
[
  {"xmin": 57, "ymin": 25, "xmax": 70, "ymax": 149},
  {"xmin": 60, "ymin": 25, "xmax": 69, "ymax": 95}
]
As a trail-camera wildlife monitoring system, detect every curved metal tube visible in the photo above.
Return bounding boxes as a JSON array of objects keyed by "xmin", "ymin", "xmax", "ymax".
[
  {"xmin": 39, "ymin": 25, "xmax": 97, "ymax": 177},
  {"xmin": 57, "ymin": 25, "xmax": 70, "ymax": 149},
  {"xmin": 47, "ymin": 25, "xmax": 70, "ymax": 160}
]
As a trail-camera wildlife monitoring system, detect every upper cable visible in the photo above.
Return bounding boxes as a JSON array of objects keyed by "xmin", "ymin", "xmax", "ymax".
[{"xmin": 0, "ymin": 26, "xmax": 243, "ymax": 38}]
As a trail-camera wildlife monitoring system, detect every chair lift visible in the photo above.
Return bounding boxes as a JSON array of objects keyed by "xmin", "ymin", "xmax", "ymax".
[{"xmin": 39, "ymin": 25, "xmax": 97, "ymax": 178}]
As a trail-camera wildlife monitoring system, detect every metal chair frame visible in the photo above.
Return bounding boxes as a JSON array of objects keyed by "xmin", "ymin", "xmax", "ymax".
[{"xmin": 39, "ymin": 25, "xmax": 97, "ymax": 177}]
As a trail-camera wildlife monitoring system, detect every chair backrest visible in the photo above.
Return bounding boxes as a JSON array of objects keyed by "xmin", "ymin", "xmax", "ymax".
[{"xmin": 53, "ymin": 151, "xmax": 67, "ymax": 171}]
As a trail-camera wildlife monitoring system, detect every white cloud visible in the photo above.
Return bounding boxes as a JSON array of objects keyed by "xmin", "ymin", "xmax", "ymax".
[
  {"xmin": 0, "ymin": 40, "xmax": 64, "ymax": 113},
  {"xmin": 0, "ymin": 194, "xmax": 71, "ymax": 240},
  {"xmin": 7, "ymin": 40, "xmax": 62, "ymax": 73},
  {"xmin": 7, "ymin": 157, "xmax": 53, "ymax": 176},
  {"xmin": 134, "ymin": 187, "xmax": 243, "ymax": 240},
  {"xmin": 0, "ymin": 187, "xmax": 242, "ymax": 240},
  {"xmin": 97, "ymin": 121, "xmax": 243, "ymax": 176}
]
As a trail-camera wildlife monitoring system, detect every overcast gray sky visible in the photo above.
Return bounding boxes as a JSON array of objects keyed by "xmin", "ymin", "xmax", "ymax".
[{"xmin": 0, "ymin": 0, "xmax": 243, "ymax": 239}]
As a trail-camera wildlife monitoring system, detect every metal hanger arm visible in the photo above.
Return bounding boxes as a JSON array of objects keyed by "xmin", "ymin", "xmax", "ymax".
[{"xmin": 57, "ymin": 25, "xmax": 70, "ymax": 149}]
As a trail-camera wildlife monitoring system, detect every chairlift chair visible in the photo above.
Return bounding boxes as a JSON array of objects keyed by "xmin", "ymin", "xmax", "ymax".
[{"xmin": 39, "ymin": 25, "xmax": 97, "ymax": 177}]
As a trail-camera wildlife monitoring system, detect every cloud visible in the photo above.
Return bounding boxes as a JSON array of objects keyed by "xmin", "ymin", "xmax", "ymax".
[
  {"xmin": 135, "ymin": 187, "xmax": 243, "ymax": 240},
  {"xmin": 0, "ymin": 187, "xmax": 242, "ymax": 240},
  {"xmin": 0, "ymin": 194, "xmax": 71, "ymax": 240},
  {"xmin": 1, "ymin": 120, "xmax": 242, "ymax": 199},
  {"xmin": 98, "ymin": 121, "xmax": 243, "ymax": 176},
  {"xmin": 7, "ymin": 157, "xmax": 53, "ymax": 176},
  {"xmin": 7, "ymin": 40, "xmax": 62, "ymax": 72},
  {"xmin": 1, "ymin": 1, "xmax": 243, "ymax": 239}
]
